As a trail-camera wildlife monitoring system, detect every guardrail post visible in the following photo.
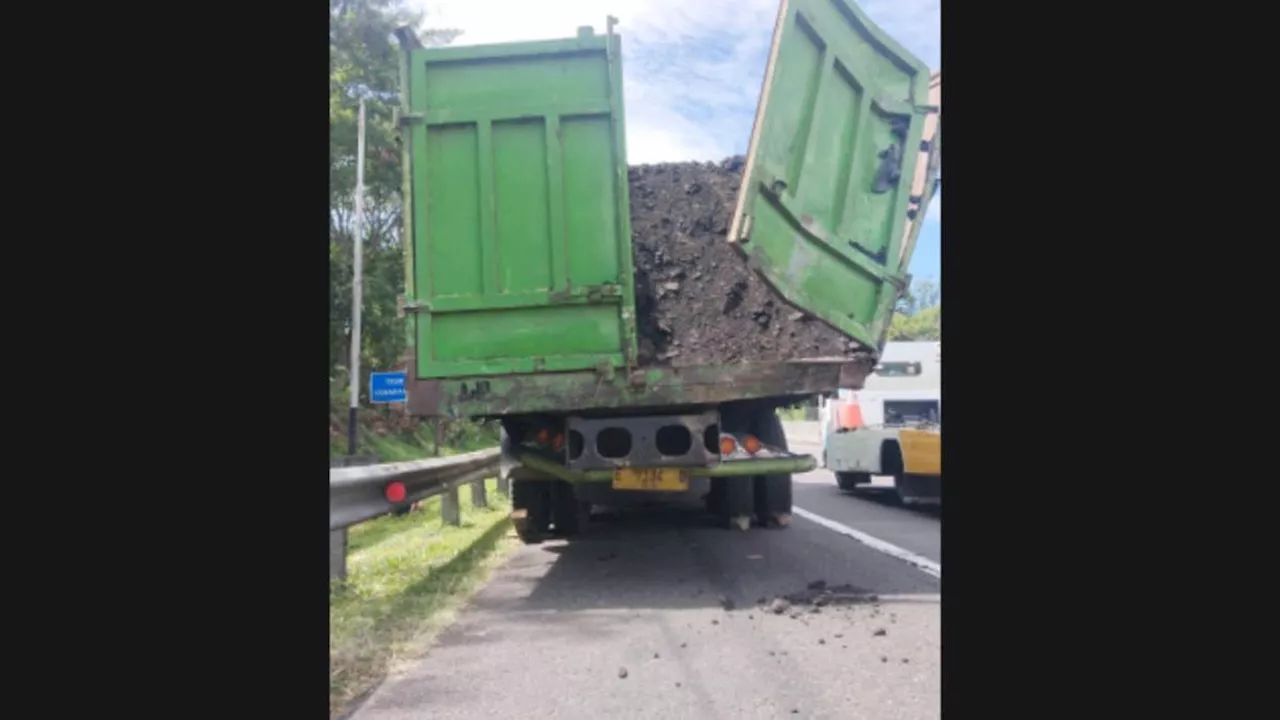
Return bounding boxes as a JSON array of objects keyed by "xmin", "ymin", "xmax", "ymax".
[
  {"xmin": 330, "ymin": 528, "xmax": 348, "ymax": 581},
  {"xmin": 331, "ymin": 455, "xmax": 378, "ymax": 581},
  {"xmin": 471, "ymin": 478, "xmax": 488, "ymax": 508},
  {"xmin": 442, "ymin": 485, "xmax": 462, "ymax": 526}
]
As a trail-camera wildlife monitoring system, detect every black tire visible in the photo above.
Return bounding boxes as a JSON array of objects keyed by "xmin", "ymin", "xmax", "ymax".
[
  {"xmin": 894, "ymin": 473, "xmax": 942, "ymax": 506},
  {"xmin": 836, "ymin": 471, "xmax": 871, "ymax": 492},
  {"xmin": 704, "ymin": 476, "xmax": 724, "ymax": 515},
  {"xmin": 750, "ymin": 410, "xmax": 792, "ymax": 526},
  {"xmin": 706, "ymin": 477, "xmax": 754, "ymax": 523},
  {"xmin": 719, "ymin": 476, "xmax": 755, "ymax": 525},
  {"xmin": 551, "ymin": 481, "xmax": 589, "ymax": 536},
  {"xmin": 512, "ymin": 480, "xmax": 552, "ymax": 544}
]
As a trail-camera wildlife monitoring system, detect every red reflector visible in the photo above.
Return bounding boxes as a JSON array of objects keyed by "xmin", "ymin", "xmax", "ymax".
[{"xmin": 385, "ymin": 481, "xmax": 407, "ymax": 504}]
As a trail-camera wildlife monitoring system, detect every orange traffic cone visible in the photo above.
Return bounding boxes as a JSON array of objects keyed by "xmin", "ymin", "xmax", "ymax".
[{"xmin": 837, "ymin": 400, "xmax": 864, "ymax": 430}]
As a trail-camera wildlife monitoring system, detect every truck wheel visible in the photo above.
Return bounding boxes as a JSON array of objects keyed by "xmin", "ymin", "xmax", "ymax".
[
  {"xmin": 751, "ymin": 410, "xmax": 792, "ymax": 528},
  {"xmin": 551, "ymin": 481, "xmax": 590, "ymax": 536},
  {"xmin": 512, "ymin": 480, "xmax": 552, "ymax": 544},
  {"xmin": 836, "ymin": 471, "xmax": 871, "ymax": 492}
]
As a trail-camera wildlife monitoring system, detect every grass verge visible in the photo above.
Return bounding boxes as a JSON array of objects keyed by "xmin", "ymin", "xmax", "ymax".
[
  {"xmin": 329, "ymin": 418, "xmax": 498, "ymax": 463},
  {"xmin": 776, "ymin": 405, "xmax": 811, "ymax": 422},
  {"xmin": 329, "ymin": 477, "xmax": 518, "ymax": 717}
]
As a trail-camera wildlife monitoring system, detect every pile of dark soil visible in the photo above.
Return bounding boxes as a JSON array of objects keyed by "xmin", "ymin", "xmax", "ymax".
[{"xmin": 628, "ymin": 157, "xmax": 866, "ymax": 367}]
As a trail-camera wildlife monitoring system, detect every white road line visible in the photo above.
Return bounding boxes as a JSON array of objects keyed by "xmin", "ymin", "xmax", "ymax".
[{"xmin": 793, "ymin": 506, "xmax": 942, "ymax": 579}]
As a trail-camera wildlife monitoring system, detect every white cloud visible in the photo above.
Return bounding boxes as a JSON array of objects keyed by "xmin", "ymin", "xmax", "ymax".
[{"xmin": 412, "ymin": 0, "xmax": 940, "ymax": 163}]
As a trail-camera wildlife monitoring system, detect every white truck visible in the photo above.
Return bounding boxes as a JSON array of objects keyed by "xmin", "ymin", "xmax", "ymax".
[{"xmin": 820, "ymin": 341, "xmax": 941, "ymax": 505}]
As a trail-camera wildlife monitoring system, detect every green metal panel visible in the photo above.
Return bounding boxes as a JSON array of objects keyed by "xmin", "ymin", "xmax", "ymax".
[
  {"xmin": 397, "ymin": 27, "xmax": 636, "ymax": 380},
  {"xmin": 405, "ymin": 357, "xmax": 873, "ymax": 419},
  {"xmin": 728, "ymin": 0, "xmax": 938, "ymax": 349}
]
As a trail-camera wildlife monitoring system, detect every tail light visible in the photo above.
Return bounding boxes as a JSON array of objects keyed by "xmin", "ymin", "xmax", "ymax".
[{"xmin": 719, "ymin": 436, "xmax": 737, "ymax": 456}]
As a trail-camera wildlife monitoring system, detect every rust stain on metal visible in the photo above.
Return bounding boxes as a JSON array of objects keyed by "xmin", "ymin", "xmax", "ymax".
[
  {"xmin": 423, "ymin": 361, "xmax": 853, "ymax": 418},
  {"xmin": 837, "ymin": 359, "xmax": 875, "ymax": 389},
  {"xmin": 407, "ymin": 377, "xmax": 444, "ymax": 416}
]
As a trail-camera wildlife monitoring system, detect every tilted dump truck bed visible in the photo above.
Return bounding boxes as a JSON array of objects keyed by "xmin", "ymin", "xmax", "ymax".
[{"xmin": 394, "ymin": 0, "xmax": 939, "ymax": 419}]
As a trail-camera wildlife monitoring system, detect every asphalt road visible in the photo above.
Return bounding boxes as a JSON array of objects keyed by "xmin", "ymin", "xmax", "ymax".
[
  {"xmin": 347, "ymin": 422, "xmax": 941, "ymax": 720},
  {"xmin": 784, "ymin": 421, "xmax": 941, "ymax": 564}
]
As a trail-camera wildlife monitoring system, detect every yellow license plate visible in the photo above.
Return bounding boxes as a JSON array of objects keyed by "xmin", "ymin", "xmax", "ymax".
[{"xmin": 612, "ymin": 467, "xmax": 690, "ymax": 492}]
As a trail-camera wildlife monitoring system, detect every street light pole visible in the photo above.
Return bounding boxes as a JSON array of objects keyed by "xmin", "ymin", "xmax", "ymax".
[{"xmin": 348, "ymin": 98, "xmax": 367, "ymax": 457}]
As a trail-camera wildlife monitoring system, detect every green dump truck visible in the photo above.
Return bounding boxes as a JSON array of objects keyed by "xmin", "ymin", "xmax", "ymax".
[{"xmin": 392, "ymin": 0, "xmax": 940, "ymax": 541}]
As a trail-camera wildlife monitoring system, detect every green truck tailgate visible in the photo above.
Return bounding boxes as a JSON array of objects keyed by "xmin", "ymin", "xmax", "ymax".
[
  {"xmin": 396, "ymin": 0, "xmax": 937, "ymax": 388},
  {"xmin": 728, "ymin": 0, "xmax": 937, "ymax": 349},
  {"xmin": 398, "ymin": 27, "xmax": 637, "ymax": 380}
]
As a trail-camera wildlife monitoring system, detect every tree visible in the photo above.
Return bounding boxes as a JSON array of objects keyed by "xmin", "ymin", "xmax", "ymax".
[
  {"xmin": 329, "ymin": 0, "xmax": 461, "ymax": 389},
  {"xmin": 889, "ymin": 278, "xmax": 940, "ymax": 341}
]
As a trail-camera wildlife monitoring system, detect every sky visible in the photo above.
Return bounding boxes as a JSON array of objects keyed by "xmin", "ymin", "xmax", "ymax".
[{"xmin": 410, "ymin": 0, "xmax": 941, "ymax": 282}]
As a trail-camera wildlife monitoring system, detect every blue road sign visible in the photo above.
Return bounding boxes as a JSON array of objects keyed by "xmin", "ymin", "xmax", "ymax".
[{"xmin": 369, "ymin": 371, "xmax": 407, "ymax": 404}]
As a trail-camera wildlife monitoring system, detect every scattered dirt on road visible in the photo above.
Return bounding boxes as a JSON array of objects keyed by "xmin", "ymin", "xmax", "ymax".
[
  {"xmin": 628, "ymin": 159, "xmax": 871, "ymax": 367},
  {"xmin": 781, "ymin": 583, "xmax": 879, "ymax": 608}
]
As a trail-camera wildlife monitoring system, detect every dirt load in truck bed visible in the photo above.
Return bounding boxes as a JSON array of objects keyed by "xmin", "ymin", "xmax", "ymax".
[{"xmin": 630, "ymin": 158, "xmax": 867, "ymax": 367}]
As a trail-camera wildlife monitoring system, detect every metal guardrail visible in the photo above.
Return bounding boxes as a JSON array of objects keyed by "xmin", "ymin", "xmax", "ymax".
[
  {"xmin": 329, "ymin": 448, "xmax": 503, "ymax": 580},
  {"xmin": 329, "ymin": 447, "xmax": 502, "ymax": 531}
]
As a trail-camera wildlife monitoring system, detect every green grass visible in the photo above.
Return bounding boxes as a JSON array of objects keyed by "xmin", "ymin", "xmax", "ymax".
[
  {"xmin": 329, "ymin": 478, "xmax": 517, "ymax": 717},
  {"xmin": 330, "ymin": 416, "xmax": 499, "ymax": 463},
  {"xmin": 329, "ymin": 421, "xmax": 441, "ymax": 463},
  {"xmin": 776, "ymin": 405, "xmax": 810, "ymax": 421}
]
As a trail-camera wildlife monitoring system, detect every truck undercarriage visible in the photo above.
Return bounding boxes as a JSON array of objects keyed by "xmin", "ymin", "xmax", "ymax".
[{"xmin": 500, "ymin": 400, "xmax": 803, "ymax": 542}]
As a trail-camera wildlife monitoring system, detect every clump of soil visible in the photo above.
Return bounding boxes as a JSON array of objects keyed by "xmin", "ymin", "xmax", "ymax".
[{"xmin": 628, "ymin": 157, "xmax": 865, "ymax": 367}]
